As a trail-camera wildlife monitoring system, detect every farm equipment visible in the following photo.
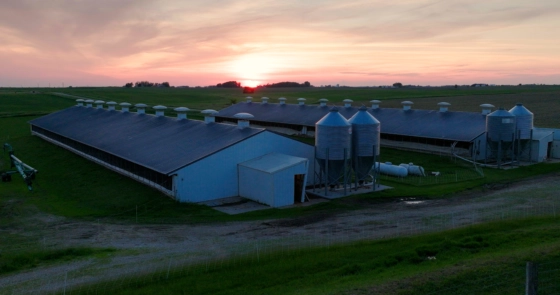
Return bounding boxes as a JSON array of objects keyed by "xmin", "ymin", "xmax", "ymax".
[{"xmin": 1, "ymin": 143, "xmax": 38, "ymax": 191}]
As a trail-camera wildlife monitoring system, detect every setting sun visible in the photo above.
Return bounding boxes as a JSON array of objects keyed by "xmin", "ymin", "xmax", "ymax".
[{"xmin": 242, "ymin": 80, "xmax": 260, "ymax": 87}]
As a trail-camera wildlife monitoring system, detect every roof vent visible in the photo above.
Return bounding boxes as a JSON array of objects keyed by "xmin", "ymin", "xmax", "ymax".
[
  {"xmin": 297, "ymin": 98, "xmax": 306, "ymax": 106},
  {"xmin": 246, "ymin": 96, "xmax": 253, "ymax": 103},
  {"xmin": 343, "ymin": 99, "xmax": 353, "ymax": 108},
  {"xmin": 234, "ymin": 112, "xmax": 254, "ymax": 129},
  {"xmin": 261, "ymin": 97, "xmax": 269, "ymax": 104},
  {"xmin": 480, "ymin": 103, "xmax": 495, "ymax": 115},
  {"xmin": 85, "ymin": 99, "xmax": 94, "ymax": 108},
  {"xmin": 135, "ymin": 103, "xmax": 147, "ymax": 114},
  {"xmin": 401, "ymin": 101, "xmax": 413, "ymax": 111},
  {"xmin": 94, "ymin": 100, "xmax": 105, "ymax": 109},
  {"xmin": 370, "ymin": 100, "xmax": 381, "ymax": 109},
  {"xmin": 106, "ymin": 101, "xmax": 117, "ymax": 111},
  {"xmin": 319, "ymin": 98, "xmax": 328, "ymax": 107},
  {"xmin": 278, "ymin": 97, "xmax": 287, "ymax": 105},
  {"xmin": 153, "ymin": 105, "xmax": 167, "ymax": 117},
  {"xmin": 438, "ymin": 102, "xmax": 451, "ymax": 112},
  {"xmin": 120, "ymin": 102, "xmax": 131, "ymax": 112},
  {"xmin": 174, "ymin": 107, "xmax": 189, "ymax": 120},
  {"xmin": 76, "ymin": 99, "xmax": 84, "ymax": 107},
  {"xmin": 201, "ymin": 109, "xmax": 219, "ymax": 124}
]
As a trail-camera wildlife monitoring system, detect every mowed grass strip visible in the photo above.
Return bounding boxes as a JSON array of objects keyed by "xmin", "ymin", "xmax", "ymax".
[
  {"xmin": 68, "ymin": 217, "xmax": 560, "ymax": 295},
  {"xmin": 0, "ymin": 247, "xmax": 116, "ymax": 275}
]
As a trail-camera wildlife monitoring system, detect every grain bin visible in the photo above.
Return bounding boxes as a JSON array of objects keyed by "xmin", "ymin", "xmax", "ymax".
[
  {"xmin": 348, "ymin": 106, "xmax": 380, "ymax": 182},
  {"xmin": 508, "ymin": 103, "xmax": 533, "ymax": 140},
  {"xmin": 486, "ymin": 108, "xmax": 516, "ymax": 163},
  {"xmin": 486, "ymin": 108, "xmax": 516, "ymax": 143},
  {"xmin": 315, "ymin": 107, "xmax": 351, "ymax": 186}
]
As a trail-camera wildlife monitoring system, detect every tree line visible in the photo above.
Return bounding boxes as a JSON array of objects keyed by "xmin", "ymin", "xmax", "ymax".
[
  {"xmin": 215, "ymin": 81, "xmax": 312, "ymax": 88},
  {"xmin": 123, "ymin": 81, "xmax": 171, "ymax": 88}
]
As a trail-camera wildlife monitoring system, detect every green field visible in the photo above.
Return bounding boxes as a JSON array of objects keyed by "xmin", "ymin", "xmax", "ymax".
[{"xmin": 1, "ymin": 86, "xmax": 560, "ymax": 294}]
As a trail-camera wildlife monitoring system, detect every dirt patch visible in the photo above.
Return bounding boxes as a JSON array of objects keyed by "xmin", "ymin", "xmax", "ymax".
[{"xmin": 263, "ymin": 212, "xmax": 334, "ymax": 227}]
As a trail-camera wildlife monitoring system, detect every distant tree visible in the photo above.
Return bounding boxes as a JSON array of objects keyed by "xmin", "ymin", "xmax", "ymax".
[
  {"xmin": 393, "ymin": 82, "xmax": 403, "ymax": 88},
  {"xmin": 217, "ymin": 81, "xmax": 241, "ymax": 88},
  {"xmin": 134, "ymin": 81, "xmax": 155, "ymax": 87},
  {"xmin": 161, "ymin": 82, "xmax": 170, "ymax": 87},
  {"xmin": 243, "ymin": 87, "xmax": 255, "ymax": 93},
  {"xmin": 124, "ymin": 82, "xmax": 133, "ymax": 88},
  {"xmin": 259, "ymin": 81, "xmax": 313, "ymax": 88}
]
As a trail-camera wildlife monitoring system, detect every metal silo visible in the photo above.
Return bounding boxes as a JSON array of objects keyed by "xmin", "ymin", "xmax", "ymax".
[
  {"xmin": 486, "ymin": 108, "xmax": 516, "ymax": 165},
  {"xmin": 348, "ymin": 106, "xmax": 380, "ymax": 183},
  {"xmin": 509, "ymin": 103, "xmax": 533, "ymax": 140},
  {"xmin": 315, "ymin": 107, "xmax": 351, "ymax": 187},
  {"xmin": 509, "ymin": 103, "xmax": 534, "ymax": 161},
  {"xmin": 487, "ymin": 108, "xmax": 516, "ymax": 143}
]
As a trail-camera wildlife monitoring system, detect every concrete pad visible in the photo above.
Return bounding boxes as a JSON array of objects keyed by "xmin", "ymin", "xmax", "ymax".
[
  {"xmin": 306, "ymin": 182, "xmax": 392, "ymax": 199},
  {"xmin": 198, "ymin": 196, "xmax": 270, "ymax": 215}
]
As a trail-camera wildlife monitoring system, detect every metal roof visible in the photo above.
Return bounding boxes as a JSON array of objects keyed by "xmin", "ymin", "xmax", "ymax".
[
  {"xmin": 238, "ymin": 152, "xmax": 307, "ymax": 174},
  {"xmin": 216, "ymin": 102, "xmax": 487, "ymax": 142},
  {"xmin": 29, "ymin": 106, "xmax": 265, "ymax": 174}
]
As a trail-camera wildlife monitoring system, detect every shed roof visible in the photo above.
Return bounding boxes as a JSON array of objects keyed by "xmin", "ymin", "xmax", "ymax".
[
  {"xmin": 531, "ymin": 128, "xmax": 554, "ymax": 141},
  {"xmin": 239, "ymin": 152, "xmax": 307, "ymax": 174},
  {"xmin": 29, "ymin": 106, "xmax": 265, "ymax": 174},
  {"xmin": 216, "ymin": 102, "xmax": 487, "ymax": 142}
]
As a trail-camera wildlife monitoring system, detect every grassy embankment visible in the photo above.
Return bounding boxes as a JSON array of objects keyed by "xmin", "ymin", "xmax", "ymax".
[{"xmin": 69, "ymin": 217, "xmax": 560, "ymax": 295}]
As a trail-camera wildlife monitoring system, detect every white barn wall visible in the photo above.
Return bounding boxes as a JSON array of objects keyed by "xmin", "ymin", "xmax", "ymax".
[
  {"xmin": 174, "ymin": 131, "xmax": 316, "ymax": 203},
  {"xmin": 238, "ymin": 166, "xmax": 274, "ymax": 205},
  {"xmin": 272, "ymin": 164, "xmax": 307, "ymax": 207}
]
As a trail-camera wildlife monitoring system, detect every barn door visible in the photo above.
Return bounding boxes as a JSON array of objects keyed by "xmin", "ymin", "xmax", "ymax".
[{"xmin": 294, "ymin": 174, "xmax": 305, "ymax": 203}]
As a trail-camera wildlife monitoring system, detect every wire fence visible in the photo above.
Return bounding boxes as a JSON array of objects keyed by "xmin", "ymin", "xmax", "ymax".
[
  {"xmin": 2, "ymin": 193, "xmax": 560, "ymax": 294},
  {"xmin": 377, "ymin": 167, "xmax": 483, "ymax": 186}
]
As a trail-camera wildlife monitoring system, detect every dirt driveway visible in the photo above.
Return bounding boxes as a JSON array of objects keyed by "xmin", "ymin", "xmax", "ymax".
[{"xmin": 2, "ymin": 174, "xmax": 560, "ymax": 294}]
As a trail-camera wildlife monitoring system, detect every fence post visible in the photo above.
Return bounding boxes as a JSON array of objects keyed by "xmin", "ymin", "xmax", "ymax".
[{"xmin": 526, "ymin": 261, "xmax": 538, "ymax": 295}]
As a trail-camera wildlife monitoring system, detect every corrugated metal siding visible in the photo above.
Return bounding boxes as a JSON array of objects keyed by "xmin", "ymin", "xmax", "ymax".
[
  {"xmin": 174, "ymin": 131, "xmax": 316, "ymax": 203},
  {"xmin": 29, "ymin": 107, "xmax": 264, "ymax": 174},
  {"xmin": 216, "ymin": 103, "xmax": 486, "ymax": 142}
]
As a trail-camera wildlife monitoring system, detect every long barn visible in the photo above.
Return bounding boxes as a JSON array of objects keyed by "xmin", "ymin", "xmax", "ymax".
[
  {"xmin": 216, "ymin": 98, "xmax": 489, "ymax": 158},
  {"xmin": 29, "ymin": 102, "xmax": 316, "ymax": 207}
]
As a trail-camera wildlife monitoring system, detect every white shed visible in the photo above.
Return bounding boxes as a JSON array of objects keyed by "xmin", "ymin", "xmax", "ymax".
[
  {"xmin": 238, "ymin": 153, "xmax": 309, "ymax": 207},
  {"xmin": 530, "ymin": 129, "xmax": 554, "ymax": 162}
]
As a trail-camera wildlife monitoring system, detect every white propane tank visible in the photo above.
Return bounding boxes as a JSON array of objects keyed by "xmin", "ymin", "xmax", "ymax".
[
  {"xmin": 375, "ymin": 162, "xmax": 408, "ymax": 177},
  {"xmin": 400, "ymin": 162, "xmax": 426, "ymax": 176}
]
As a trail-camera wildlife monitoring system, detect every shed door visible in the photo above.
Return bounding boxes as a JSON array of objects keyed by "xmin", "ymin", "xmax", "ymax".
[{"xmin": 294, "ymin": 174, "xmax": 305, "ymax": 203}]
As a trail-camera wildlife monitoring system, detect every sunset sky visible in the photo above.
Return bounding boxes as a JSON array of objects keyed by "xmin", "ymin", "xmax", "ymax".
[{"xmin": 1, "ymin": 0, "xmax": 559, "ymax": 87}]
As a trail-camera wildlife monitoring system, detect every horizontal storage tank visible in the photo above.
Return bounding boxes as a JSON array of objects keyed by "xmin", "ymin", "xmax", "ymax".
[
  {"xmin": 509, "ymin": 103, "xmax": 533, "ymax": 140},
  {"xmin": 315, "ymin": 108, "xmax": 351, "ymax": 185},
  {"xmin": 399, "ymin": 163, "xmax": 426, "ymax": 176},
  {"xmin": 375, "ymin": 162, "xmax": 408, "ymax": 178},
  {"xmin": 486, "ymin": 108, "xmax": 516, "ymax": 143},
  {"xmin": 349, "ymin": 106, "xmax": 380, "ymax": 181}
]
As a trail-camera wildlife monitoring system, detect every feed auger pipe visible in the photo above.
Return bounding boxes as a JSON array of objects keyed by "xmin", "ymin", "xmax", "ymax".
[{"xmin": 2, "ymin": 143, "xmax": 38, "ymax": 191}]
